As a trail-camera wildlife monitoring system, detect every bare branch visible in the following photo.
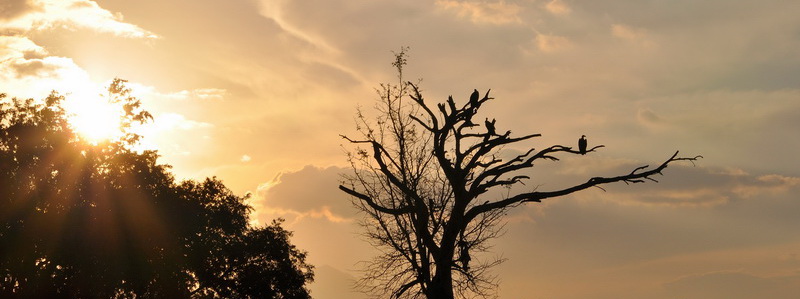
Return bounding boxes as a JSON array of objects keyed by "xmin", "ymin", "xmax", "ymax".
[
  {"xmin": 465, "ymin": 151, "xmax": 702, "ymax": 222},
  {"xmin": 394, "ymin": 279, "xmax": 421, "ymax": 298},
  {"xmin": 339, "ymin": 185, "xmax": 414, "ymax": 215},
  {"xmin": 342, "ymin": 52, "xmax": 701, "ymax": 298},
  {"xmin": 409, "ymin": 114, "xmax": 433, "ymax": 131}
]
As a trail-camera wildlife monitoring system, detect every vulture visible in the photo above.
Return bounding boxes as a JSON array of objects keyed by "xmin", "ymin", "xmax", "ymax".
[
  {"xmin": 485, "ymin": 118, "xmax": 496, "ymax": 136},
  {"xmin": 578, "ymin": 135, "xmax": 587, "ymax": 155},
  {"xmin": 469, "ymin": 89, "xmax": 480, "ymax": 108}
]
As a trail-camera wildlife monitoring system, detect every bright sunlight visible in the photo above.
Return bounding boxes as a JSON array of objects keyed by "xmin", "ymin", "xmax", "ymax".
[{"xmin": 64, "ymin": 93, "xmax": 125, "ymax": 143}]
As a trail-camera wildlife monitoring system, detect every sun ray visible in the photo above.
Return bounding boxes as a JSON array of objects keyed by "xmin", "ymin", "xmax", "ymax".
[{"xmin": 63, "ymin": 91, "xmax": 125, "ymax": 144}]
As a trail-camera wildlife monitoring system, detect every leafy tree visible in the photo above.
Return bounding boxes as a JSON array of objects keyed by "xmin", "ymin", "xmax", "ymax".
[
  {"xmin": 340, "ymin": 50, "xmax": 700, "ymax": 298},
  {"xmin": 0, "ymin": 79, "xmax": 313, "ymax": 298}
]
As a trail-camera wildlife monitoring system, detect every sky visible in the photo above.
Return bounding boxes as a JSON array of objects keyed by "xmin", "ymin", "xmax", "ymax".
[{"xmin": 1, "ymin": 0, "xmax": 799, "ymax": 298}]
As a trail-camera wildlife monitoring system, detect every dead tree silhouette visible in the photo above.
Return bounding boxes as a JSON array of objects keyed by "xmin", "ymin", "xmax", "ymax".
[{"xmin": 340, "ymin": 49, "xmax": 701, "ymax": 298}]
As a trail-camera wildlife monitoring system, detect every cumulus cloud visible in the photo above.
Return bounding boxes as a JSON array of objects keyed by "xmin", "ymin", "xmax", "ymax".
[
  {"xmin": 0, "ymin": 39, "xmax": 63, "ymax": 79},
  {"xmin": 254, "ymin": 165, "xmax": 356, "ymax": 224},
  {"xmin": 0, "ymin": 0, "xmax": 159, "ymax": 102},
  {"xmin": 0, "ymin": 36, "xmax": 99, "ymax": 100},
  {"xmin": 1, "ymin": 0, "xmax": 157, "ymax": 39},
  {"xmin": 1, "ymin": 36, "xmax": 44, "ymax": 66},
  {"xmin": 0, "ymin": 0, "xmax": 37, "ymax": 21},
  {"xmin": 10, "ymin": 58, "xmax": 55, "ymax": 78}
]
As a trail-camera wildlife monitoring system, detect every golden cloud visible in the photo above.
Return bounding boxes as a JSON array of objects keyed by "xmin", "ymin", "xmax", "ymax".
[
  {"xmin": 1, "ymin": 0, "xmax": 157, "ymax": 39},
  {"xmin": 535, "ymin": 33, "xmax": 572, "ymax": 53},
  {"xmin": 544, "ymin": 0, "xmax": 571, "ymax": 16},
  {"xmin": 436, "ymin": 0, "xmax": 523, "ymax": 25}
]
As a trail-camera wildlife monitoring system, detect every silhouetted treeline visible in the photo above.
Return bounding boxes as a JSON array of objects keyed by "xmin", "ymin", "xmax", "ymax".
[{"xmin": 0, "ymin": 82, "xmax": 313, "ymax": 298}]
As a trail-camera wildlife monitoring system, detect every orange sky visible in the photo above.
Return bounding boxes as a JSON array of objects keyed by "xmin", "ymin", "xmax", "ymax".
[{"xmin": 2, "ymin": 0, "xmax": 799, "ymax": 297}]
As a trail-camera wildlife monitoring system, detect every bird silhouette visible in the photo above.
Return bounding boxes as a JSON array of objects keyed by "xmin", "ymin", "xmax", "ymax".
[
  {"xmin": 578, "ymin": 135, "xmax": 587, "ymax": 155},
  {"xmin": 469, "ymin": 89, "xmax": 479, "ymax": 108},
  {"xmin": 485, "ymin": 118, "xmax": 496, "ymax": 136},
  {"xmin": 458, "ymin": 240, "xmax": 471, "ymax": 271}
]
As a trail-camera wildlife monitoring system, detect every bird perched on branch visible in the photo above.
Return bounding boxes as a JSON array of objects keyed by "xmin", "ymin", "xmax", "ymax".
[
  {"xmin": 485, "ymin": 118, "xmax": 496, "ymax": 136},
  {"xmin": 469, "ymin": 89, "xmax": 479, "ymax": 108},
  {"xmin": 578, "ymin": 135, "xmax": 587, "ymax": 155}
]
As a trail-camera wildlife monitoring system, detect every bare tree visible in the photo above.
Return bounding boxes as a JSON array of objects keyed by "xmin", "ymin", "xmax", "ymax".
[{"xmin": 340, "ymin": 49, "xmax": 700, "ymax": 298}]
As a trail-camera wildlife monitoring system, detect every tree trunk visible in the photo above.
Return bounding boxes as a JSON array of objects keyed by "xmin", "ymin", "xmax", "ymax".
[
  {"xmin": 426, "ymin": 257, "xmax": 455, "ymax": 299},
  {"xmin": 426, "ymin": 276, "xmax": 454, "ymax": 299}
]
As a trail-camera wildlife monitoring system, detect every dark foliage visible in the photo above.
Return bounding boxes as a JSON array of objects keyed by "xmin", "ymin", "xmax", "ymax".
[{"xmin": 0, "ymin": 80, "xmax": 313, "ymax": 298}]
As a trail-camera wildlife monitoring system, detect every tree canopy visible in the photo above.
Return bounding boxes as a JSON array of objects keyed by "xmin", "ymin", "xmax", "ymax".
[{"xmin": 0, "ymin": 80, "xmax": 313, "ymax": 298}]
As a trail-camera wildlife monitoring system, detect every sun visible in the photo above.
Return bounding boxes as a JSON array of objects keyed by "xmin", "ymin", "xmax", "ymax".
[{"xmin": 64, "ymin": 94, "xmax": 125, "ymax": 143}]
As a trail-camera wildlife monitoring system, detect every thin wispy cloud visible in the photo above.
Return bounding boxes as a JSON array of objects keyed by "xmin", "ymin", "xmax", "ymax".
[
  {"xmin": 435, "ymin": 0, "xmax": 523, "ymax": 25},
  {"xmin": 544, "ymin": 0, "xmax": 571, "ymax": 16}
]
